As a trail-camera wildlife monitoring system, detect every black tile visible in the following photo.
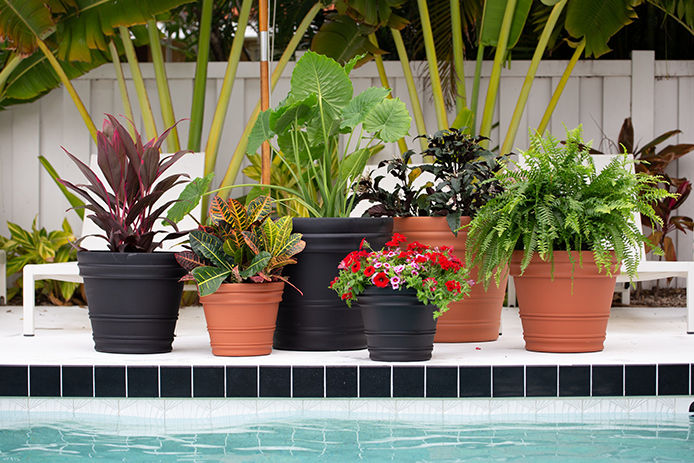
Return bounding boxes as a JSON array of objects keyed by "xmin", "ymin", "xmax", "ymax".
[
  {"xmin": 293, "ymin": 367, "xmax": 324, "ymax": 398},
  {"xmin": 658, "ymin": 364, "xmax": 689, "ymax": 396},
  {"xmin": 426, "ymin": 367, "xmax": 457, "ymax": 398},
  {"xmin": 160, "ymin": 367, "xmax": 192, "ymax": 398},
  {"xmin": 526, "ymin": 366, "xmax": 557, "ymax": 397},
  {"xmin": 393, "ymin": 367, "xmax": 424, "ymax": 398},
  {"xmin": 94, "ymin": 367, "xmax": 125, "ymax": 397},
  {"xmin": 359, "ymin": 367, "xmax": 390, "ymax": 398},
  {"xmin": 193, "ymin": 367, "xmax": 224, "ymax": 398},
  {"xmin": 62, "ymin": 366, "xmax": 93, "ymax": 397},
  {"xmin": 127, "ymin": 366, "xmax": 159, "ymax": 398},
  {"xmin": 592, "ymin": 365, "xmax": 623, "ymax": 397},
  {"xmin": 460, "ymin": 367, "xmax": 491, "ymax": 398},
  {"xmin": 326, "ymin": 367, "xmax": 357, "ymax": 398},
  {"xmin": 559, "ymin": 366, "xmax": 590, "ymax": 397},
  {"xmin": 492, "ymin": 366, "xmax": 523, "ymax": 397},
  {"xmin": 29, "ymin": 366, "xmax": 60, "ymax": 397},
  {"xmin": 227, "ymin": 367, "xmax": 258, "ymax": 398},
  {"xmin": 625, "ymin": 365, "xmax": 656, "ymax": 396},
  {"xmin": 0, "ymin": 366, "xmax": 27, "ymax": 396},
  {"xmin": 260, "ymin": 367, "xmax": 290, "ymax": 397}
]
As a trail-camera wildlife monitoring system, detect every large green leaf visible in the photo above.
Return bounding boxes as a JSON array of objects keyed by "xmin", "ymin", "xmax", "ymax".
[
  {"xmin": 565, "ymin": 0, "xmax": 639, "ymax": 58},
  {"xmin": 269, "ymin": 93, "xmax": 317, "ymax": 134},
  {"xmin": 480, "ymin": 0, "xmax": 533, "ymax": 49},
  {"xmin": 246, "ymin": 195, "xmax": 272, "ymax": 224},
  {"xmin": 362, "ymin": 97, "xmax": 411, "ymax": 143},
  {"xmin": 166, "ymin": 173, "xmax": 213, "ymax": 224},
  {"xmin": 239, "ymin": 251, "xmax": 271, "ymax": 279},
  {"xmin": 338, "ymin": 146, "xmax": 376, "ymax": 184},
  {"xmin": 192, "ymin": 265, "xmax": 231, "ymax": 296},
  {"xmin": 246, "ymin": 109, "xmax": 274, "ymax": 154},
  {"xmin": 0, "ymin": 1, "xmax": 57, "ymax": 54},
  {"xmin": 290, "ymin": 50, "xmax": 353, "ymax": 121},
  {"xmin": 340, "ymin": 86, "xmax": 390, "ymax": 131},
  {"xmin": 310, "ymin": 14, "xmax": 382, "ymax": 65},
  {"xmin": 189, "ymin": 230, "xmax": 234, "ymax": 270}
]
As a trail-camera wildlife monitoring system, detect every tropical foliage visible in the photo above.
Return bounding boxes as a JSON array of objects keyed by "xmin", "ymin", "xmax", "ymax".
[
  {"xmin": 330, "ymin": 233, "xmax": 472, "ymax": 318},
  {"xmin": 175, "ymin": 195, "xmax": 305, "ymax": 296},
  {"xmin": 465, "ymin": 127, "xmax": 673, "ymax": 287},
  {"xmin": 0, "ymin": 218, "xmax": 81, "ymax": 304},
  {"xmin": 59, "ymin": 115, "xmax": 191, "ymax": 252}
]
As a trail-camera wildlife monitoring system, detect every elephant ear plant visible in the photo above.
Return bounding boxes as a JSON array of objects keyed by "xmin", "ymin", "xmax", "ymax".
[{"xmin": 176, "ymin": 195, "xmax": 306, "ymax": 296}]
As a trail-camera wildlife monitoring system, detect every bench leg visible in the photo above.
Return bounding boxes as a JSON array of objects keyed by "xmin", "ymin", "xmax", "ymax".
[
  {"xmin": 0, "ymin": 250, "xmax": 6, "ymax": 304},
  {"xmin": 22, "ymin": 267, "xmax": 35, "ymax": 336},
  {"xmin": 688, "ymin": 272, "xmax": 694, "ymax": 334},
  {"xmin": 507, "ymin": 276, "xmax": 516, "ymax": 307}
]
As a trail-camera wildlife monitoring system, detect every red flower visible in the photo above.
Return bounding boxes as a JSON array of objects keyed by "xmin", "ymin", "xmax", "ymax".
[
  {"xmin": 372, "ymin": 272, "xmax": 390, "ymax": 288},
  {"xmin": 424, "ymin": 277, "xmax": 438, "ymax": 291},
  {"xmin": 351, "ymin": 261, "xmax": 361, "ymax": 273},
  {"xmin": 445, "ymin": 280, "xmax": 461, "ymax": 292},
  {"xmin": 359, "ymin": 238, "xmax": 368, "ymax": 250},
  {"xmin": 363, "ymin": 266, "xmax": 376, "ymax": 277},
  {"xmin": 392, "ymin": 233, "xmax": 407, "ymax": 243},
  {"xmin": 384, "ymin": 239, "xmax": 399, "ymax": 247},
  {"xmin": 407, "ymin": 241, "xmax": 428, "ymax": 252},
  {"xmin": 341, "ymin": 291, "xmax": 353, "ymax": 300},
  {"xmin": 329, "ymin": 277, "xmax": 339, "ymax": 288}
]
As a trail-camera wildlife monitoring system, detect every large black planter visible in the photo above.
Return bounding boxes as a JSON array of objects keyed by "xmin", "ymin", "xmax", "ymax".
[
  {"xmin": 273, "ymin": 217, "xmax": 393, "ymax": 351},
  {"xmin": 357, "ymin": 287, "xmax": 437, "ymax": 362},
  {"xmin": 77, "ymin": 251, "xmax": 185, "ymax": 354}
]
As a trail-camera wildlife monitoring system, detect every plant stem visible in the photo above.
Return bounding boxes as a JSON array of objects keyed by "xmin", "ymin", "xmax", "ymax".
[
  {"xmin": 417, "ymin": 0, "xmax": 449, "ymax": 130},
  {"xmin": 36, "ymin": 39, "xmax": 97, "ymax": 142},
  {"xmin": 500, "ymin": 0, "xmax": 566, "ymax": 155},
  {"xmin": 537, "ymin": 39, "xmax": 585, "ymax": 135},
  {"xmin": 119, "ymin": 26, "xmax": 157, "ymax": 140},
  {"xmin": 147, "ymin": 19, "xmax": 180, "ymax": 151},
  {"xmin": 188, "ymin": 0, "xmax": 213, "ymax": 152},
  {"xmin": 108, "ymin": 40, "xmax": 135, "ymax": 137},
  {"xmin": 391, "ymin": 27, "xmax": 427, "ymax": 151},
  {"xmin": 479, "ymin": 0, "xmax": 517, "ymax": 146},
  {"xmin": 0, "ymin": 53, "xmax": 21, "ymax": 95},
  {"xmin": 450, "ymin": 0, "xmax": 467, "ymax": 114}
]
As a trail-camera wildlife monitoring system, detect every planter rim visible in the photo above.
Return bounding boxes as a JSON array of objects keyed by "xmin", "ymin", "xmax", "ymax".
[{"xmin": 511, "ymin": 250, "xmax": 617, "ymax": 264}]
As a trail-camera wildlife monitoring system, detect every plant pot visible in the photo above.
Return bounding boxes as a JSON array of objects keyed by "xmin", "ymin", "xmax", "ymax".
[
  {"xmin": 77, "ymin": 251, "xmax": 185, "ymax": 354},
  {"xmin": 274, "ymin": 217, "xmax": 393, "ymax": 351},
  {"xmin": 510, "ymin": 250, "xmax": 618, "ymax": 353},
  {"xmin": 393, "ymin": 216, "xmax": 506, "ymax": 343},
  {"xmin": 357, "ymin": 287, "xmax": 437, "ymax": 362},
  {"xmin": 200, "ymin": 282, "xmax": 284, "ymax": 356}
]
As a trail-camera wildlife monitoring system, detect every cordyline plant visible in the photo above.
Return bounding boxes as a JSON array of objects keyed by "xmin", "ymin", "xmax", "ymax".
[
  {"xmin": 465, "ymin": 127, "xmax": 674, "ymax": 288},
  {"xmin": 176, "ymin": 195, "xmax": 305, "ymax": 297},
  {"xmin": 330, "ymin": 233, "xmax": 472, "ymax": 319},
  {"xmin": 354, "ymin": 128, "xmax": 504, "ymax": 234},
  {"xmin": 60, "ymin": 115, "xmax": 191, "ymax": 252}
]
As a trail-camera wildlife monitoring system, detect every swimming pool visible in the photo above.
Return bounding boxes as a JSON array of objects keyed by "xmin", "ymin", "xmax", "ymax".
[{"xmin": 1, "ymin": 414, "xmax": 692, "ymax": 462}]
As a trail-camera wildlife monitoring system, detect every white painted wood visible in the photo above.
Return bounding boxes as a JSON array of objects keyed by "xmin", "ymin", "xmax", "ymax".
[
  {"xmin": 550, "ymin": 76, "xmax": 579, "ymax": 136},
  {"xmin": 601, "ymin": 76, "xmax": 631, "ymax": 151},
  {"xmin": 631, "ymin": 51, "xmax": 655, "ymax": 143}
]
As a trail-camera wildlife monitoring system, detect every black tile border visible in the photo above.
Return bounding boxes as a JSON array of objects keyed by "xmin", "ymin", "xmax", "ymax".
[{"xmin": 0, "ymin": 363, "xmax": 690, "ymax": 399}]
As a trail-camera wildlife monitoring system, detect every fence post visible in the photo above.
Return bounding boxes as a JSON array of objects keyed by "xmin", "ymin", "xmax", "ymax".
[{"xmin": 631, "ymin": 50, "xmax": 655, "ymax": 143}]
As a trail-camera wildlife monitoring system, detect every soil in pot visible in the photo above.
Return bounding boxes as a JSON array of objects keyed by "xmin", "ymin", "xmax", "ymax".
[
  {"xmin": 200, "ymin": 282, "xmax": 284, "ymax": 356},
  {"xmin": 77, "ymin": 251, "xmax": 185, "ymax": 354},
  {"xmin": 357, "ymin": 287, "xmax": 437, "ymax": 362},
  {"xmin": 511, "ymin": 250, "xmax": 618, "ymax": 353},
  {"xmin": 274, "ymin": 217, "xmax": 392, "ymax": 351},
  {"xmin": 393, "ymin": 216, "xmax": 506, "ymax": 343}
]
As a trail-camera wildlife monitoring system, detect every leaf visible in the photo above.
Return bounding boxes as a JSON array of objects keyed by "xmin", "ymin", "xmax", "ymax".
[
  {"xmin": 565, "ymin": 0, "xmax": 639, "ymax": 58},
  {"xmin": 338, "ymin": 147, "xmax": 374, "ymax": 184},
  {"xmin": 192, "ymin": 265, "xmax": 231, "ymax": 297},
  {"xmin": 451, "ymin": 108, "xmax": 474, "ymax": 132},
  {"xmin": 239, "ymin": 251, "xmax": 272, "ymax": 279},
  {"xmin": 246, "ymin": 108, "xmax": 274, "ymax": 154},
  {"xmin": 362, "ymin": 97, "xmax": 411, "ymax": 142},
  {"xmin": 189, "ymin": 230, "xmax": 234, "ymax": 270},
  {"xmin": 480, "ymin": 0, "xmax": 533, "ymax": 49},
  {"xmin": 0, "ymin": 1, "xmax": 56, "ymax": 55},
  {"xmin": 175, "ymin": 251, "xmax": 206, "ymax": 272},
  {"xmin": 166, "ymin": 173, "xmax": 214, "ymax": 224},
  {"xmin": 246, "ymin": 195, "xmax": 272, "ymax": 224},
  {"xmin": 37, "ymin": 155, "xmax": 84, "ymax": 219},
  {"xmin": 340, "ymin": 86, "xmax": 390, "ymax": 131},
  {"xmin": 310, "ymin": 14, "xmax": 382, "ymax": 65},
  {"xmin": 269, "ymin": 94, "xmax": 317, "ymax": 134}
]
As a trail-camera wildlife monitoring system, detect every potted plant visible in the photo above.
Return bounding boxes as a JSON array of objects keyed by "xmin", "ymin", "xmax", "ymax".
[
  {"xmin": 354, "ymin": 128, "xmax": 507, "ymax": 342},
  {"xmin": 60, "ymin": 115, "xmax": 191, "ymax": 353},
  {"xmin": 244, "ymin": 51, "xmax": 411, "ymax": 351},
  {"xmin": 330, "ymin": 234, "xmax": 472, "ymax": 361},
  {"xmin": 465, "ymin": 127, "xmax": 671, "ymax": 353},
  {"xmin": 174, "ymin": 194, "xmax": 304, "ymax": 356}
]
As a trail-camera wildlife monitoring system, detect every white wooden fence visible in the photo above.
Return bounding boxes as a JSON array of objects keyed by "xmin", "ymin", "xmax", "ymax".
[{"xmin": 1, "ymin": 50, "xmax": 693, "ymax": 262}]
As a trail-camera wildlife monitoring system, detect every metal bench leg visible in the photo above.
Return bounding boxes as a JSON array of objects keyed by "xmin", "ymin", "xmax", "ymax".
[
  {"xmin": 0, "ymin": 250, "xmax": 6, "ymax": 304},
  {"xmin": 22, "ymin": 266, "xmax": 36, "ymax": 336},
  {"xmin": 687, "ymin": 271, "xmax": 694, "ymax": 334},
  {"xmin": 507, "ymin": 276, "xmax": 516, "ymax": 307}
]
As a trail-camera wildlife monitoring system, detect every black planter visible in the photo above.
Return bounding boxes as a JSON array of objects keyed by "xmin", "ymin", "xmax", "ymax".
[
  {"xmin": 273, "ymin": 217, "xmax": 393, "ymax": 351},
  {"xmin": 357, "ymin": 287, "xmax": 437, "ymax": 362},
  {"xmin": 77, "ymin": 251, "xmax": 186, "ymax": 354}
]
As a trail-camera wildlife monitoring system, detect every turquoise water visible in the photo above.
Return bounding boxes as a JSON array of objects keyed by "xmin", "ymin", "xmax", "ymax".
[{"xmin": 1, "ymin": 417, "xmax": 693, "ymax": 462}]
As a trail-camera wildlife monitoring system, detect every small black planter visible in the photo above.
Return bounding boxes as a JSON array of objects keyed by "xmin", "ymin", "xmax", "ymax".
[
  {"xmin": 274, "ymin": 217, "xmax": 392, "ymax": 351},
  {"xmin": 77, "ymin": 251, "xmax": 185, "ymax": 354},
  {"xmin": 357, "ymin": 287, "xmax": 437, "ymax": 362}
]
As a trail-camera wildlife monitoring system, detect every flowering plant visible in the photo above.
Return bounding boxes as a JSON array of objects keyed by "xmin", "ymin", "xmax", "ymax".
[{"xmin": 330, "ymin": 233, "xmax": 473, "ymax": 318}]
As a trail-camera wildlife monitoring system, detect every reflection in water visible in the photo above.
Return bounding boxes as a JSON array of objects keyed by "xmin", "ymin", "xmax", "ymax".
[{"xmin": 0, "ymin": 418, "xmax": 693, "ymax": 462}]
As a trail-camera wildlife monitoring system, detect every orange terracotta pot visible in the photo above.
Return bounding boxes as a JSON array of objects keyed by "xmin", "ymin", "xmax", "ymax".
[
  {"xmin": 510, "ymin": 251, "xmax": 618, "ymax": 353},
  {"xmin": 199, "ymin": 282, "xmax": 285, "ymax": 356},
  {"xmin": 393, "ymin": 216, "xmax": 506, "ymax": 343}
]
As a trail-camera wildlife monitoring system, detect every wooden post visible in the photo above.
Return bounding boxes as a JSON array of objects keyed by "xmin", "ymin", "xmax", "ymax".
[{"xmin": 259, "ymin": 0, "xmax": 271, "ymax": 186}]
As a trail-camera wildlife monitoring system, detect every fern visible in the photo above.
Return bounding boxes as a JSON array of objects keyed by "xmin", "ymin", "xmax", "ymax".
[{"xmin": 466, "ymin": 127, "xmax": 675, "ymax": 288}]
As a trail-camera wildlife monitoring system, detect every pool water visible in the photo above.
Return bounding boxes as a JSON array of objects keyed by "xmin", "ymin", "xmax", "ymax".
[{"xmin": 1, "ymin": 417, "xmax": 692, "ymax": 462}]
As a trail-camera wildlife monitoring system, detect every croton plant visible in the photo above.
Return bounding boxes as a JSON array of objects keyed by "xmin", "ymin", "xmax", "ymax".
[
  {"xmin": 60, "ymin": 115, "xmax": 191, "ymax": 252},
  {"xmin": 176, "ymin": 195, "xmax": 305, "ymax": 296}
]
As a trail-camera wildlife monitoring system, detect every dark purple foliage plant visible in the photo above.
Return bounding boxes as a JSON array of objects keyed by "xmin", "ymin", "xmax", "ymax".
[{"xmin": 60, "ymin": 115, "xmax": 191, "ymax": 252}]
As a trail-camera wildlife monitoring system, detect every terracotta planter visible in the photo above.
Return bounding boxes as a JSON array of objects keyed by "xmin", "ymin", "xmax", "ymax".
[
  {"xmin": 393, "ymin": 217, "xmax": 506, "ymax": 343},
  {"xmin": 510, "ymin": 251, "xmax": 618, "ymax": 353},
  {"xmin": 200, "ymin": 282, "xmax": 285, "ymax": 356}
]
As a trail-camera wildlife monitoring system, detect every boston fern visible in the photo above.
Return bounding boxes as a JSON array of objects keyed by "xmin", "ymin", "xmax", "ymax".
[{"xmin": 466, "ymin": 127, "xmax": 673, "ymax": 286}]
